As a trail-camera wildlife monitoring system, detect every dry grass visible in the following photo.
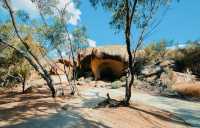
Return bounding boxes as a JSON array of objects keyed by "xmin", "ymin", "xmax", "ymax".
[{"xmin": 173, "ymin": 83, "xmax": 200, "ymax": 97}]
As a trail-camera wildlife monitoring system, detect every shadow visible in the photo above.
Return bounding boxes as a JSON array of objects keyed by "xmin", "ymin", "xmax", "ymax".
[
  {"xmin": 0, "ymin": 91, "xmax": 21, "ymax": 99},
  {"xmin": 127, "ymin": 105, "xmax": 191, "ymax": 127},
  {"xmin": 146, "ymin": 94, "xmax": 200, "ymax": 127},
  {"xmin": 0, "ymin": 89, "xmax": 52, "ymax": 105},
  {"xmin": 173, "ymin": 108, "xmax": 200, "ymax": 128},
  {"xmin": 80, "ymin": 91, "xmax": 107, "ymax": 108},
  {"xmin": 3, "ymin": 110, "xmax": 111, "ymax": 128},
  {"xmin": 81, "ymin": 97, "xmax": 106, "ymax": 108},
  {"xmin": 60, "ymin": 91, "xmax": 107, "ymax": 109},
  {"xmin": 0, "ymin": 87, "xmax": 109, "ymax": 128},
  {"xmin": 0, "ymin": 99, "xmax": 62, "ymax": 122},
  {"xmin": 157, "ymin": 93, "xmax": 200, "ymax": 103}
]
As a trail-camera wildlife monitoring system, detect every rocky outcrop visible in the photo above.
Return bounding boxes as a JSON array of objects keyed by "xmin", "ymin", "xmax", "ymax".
[
  {"xmin": 77, "ymin": 48, "xmax": 128, "ymax": 81},
  {"xmin": 90, "ymin": 49, "xmax": 127, "ymax": 81},
  {"xmin": 141, "ymin": 58, "xmax": 175, "ymax": 78},
  {"xmin": 49, "ymin": 63, "xmax": 65, "ymax": 75},
  {"xmin": 49, "ymin": 59, "xmax": 72, "ymax": 75}
]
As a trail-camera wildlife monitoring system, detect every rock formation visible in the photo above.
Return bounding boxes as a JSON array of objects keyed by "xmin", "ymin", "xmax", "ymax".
[
  {"xmin": 49, "ymin": 59, "xmax": 72, "ymax": 75},
  {"xmin": 77, "ymin": 47, "xmax": 128, "ymax": 81}
]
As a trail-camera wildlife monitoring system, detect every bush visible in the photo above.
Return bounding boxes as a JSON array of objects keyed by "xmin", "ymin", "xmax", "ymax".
[
  {"xmin": 0, "ymin": 35, "xmax": 44, "ymax": 88},
  {"xmin": 144, "ymin": 40, "xmax": 167, "ymax": 63},
  {"xmin": 111, "ymin": 81, "xmax": 123, "ymax": 89},
  {"xmin": 169, "ymin": 42, "xmax": 200, "ymax": 74},
  {"xmin": 0, "ymin": 49, "xmax": 31, "ymax": 88},
  {"xmin": 160, "ymin": 68, "xmax": 174, "ymax": 87}
]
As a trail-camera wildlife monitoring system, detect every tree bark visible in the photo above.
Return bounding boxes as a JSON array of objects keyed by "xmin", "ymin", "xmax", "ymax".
[
  {"xmin": 2, "ymin": 0, "xmax": 56, "ymax": 97},
  {"xmin": 22, "ymin": 77, "xmax": 26, "ymax": 93},
  {"xmin": 124, "ymin": 0, "xmax": 138, "ymax": 105}
]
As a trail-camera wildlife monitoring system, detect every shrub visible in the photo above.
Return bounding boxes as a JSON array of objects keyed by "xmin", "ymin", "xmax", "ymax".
[
  {"xmin": 160, "ymin": 68, "xmax": 174, "ymax": 87},
  {"xmin": 169, "ymin": 42, "xmax": 200, "ymax": 74},
  {"xmin": 144, "ymin": 40, "xmax": 167, "ymax": 63},
  {"xmin": 111, "ymin": 81, "xmax": 123, "ymax": 89},
  {"xmin": 0, "ymin": 35, "xmax": 44, "ymax": 88}
]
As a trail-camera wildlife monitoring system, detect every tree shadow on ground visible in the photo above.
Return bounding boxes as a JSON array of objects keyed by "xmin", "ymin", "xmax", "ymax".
[
  {"xmin": 0, "ymin": 85, "xmax": 196, "ymax": 128},
  {"xmin": 79, "ymin": 91, "xmax": 192, "ymax": 127},
  {"xmin": 157, "ymin": 93, "xmax": 200, "ymax": 103},
  {"xmin": 147, "ymin": 95, "xmax": 200, "ymax": 127},
  {"xmin": 90, "ymin": 93, "xmax": 192, "ymax": 128},
  {"xmin": 128, "ymin": 105, "xmax": 191, "ymax": 127},
  {"xmin": 0, "ymin": 89, "xmax": 58, "ymax": 105},
  {"xmin": 3, "ymin": 110, "xmax": 111, "ymax": 128},
  {"xmin": 0, "ymin": 99, "xmax": 62, "ymax": 122},
  {"xmin": 80, "ymin": 91, "xmax": 106, "ymax": 108},
  {"xmin": 0, "ymin": 86, "xmax": 110, "ymax": 128},
  {"xmin": 173, "ymin": 108, "xmax": 200, "ymax": 128}
]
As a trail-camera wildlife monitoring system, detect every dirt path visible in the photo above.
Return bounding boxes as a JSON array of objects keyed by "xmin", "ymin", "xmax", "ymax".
[{"xmin": 0, "ymin": 77, "xmax": 199, "ymax": 128}]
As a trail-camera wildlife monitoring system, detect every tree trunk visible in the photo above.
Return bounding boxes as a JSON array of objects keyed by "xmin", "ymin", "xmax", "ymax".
[
  {"xmin": 65, "ymin": 28, "xmax": 77, "ymax": 95},
  {"xmin": 57, "ymin": 50, "xmax": 75, "ymax": 95},
  {"xmin": 22, "ymin": 77, "xmax": 26, "ymax": 93},
  {"xmin": 1, "ymin": 37, "xmax": 56, "ymax": 97},
  {"xmin": 4, "ymin": 0, "xmax": 56, "ymax": 97},
  {"xmin": 124, "ymin": 0, "xmax": 138, "ymax": 105}
]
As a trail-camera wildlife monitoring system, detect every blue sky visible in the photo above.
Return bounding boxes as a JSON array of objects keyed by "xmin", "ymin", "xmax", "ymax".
[
  {"xmin": 79, "ymin": 0, "xmax": 200, "ymax": 46},
  {"xmin": 1, "ymin": 0, "xmax": 200, "ymax": 47}
]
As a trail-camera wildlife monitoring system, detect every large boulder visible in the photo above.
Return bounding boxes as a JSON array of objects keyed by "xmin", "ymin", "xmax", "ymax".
[
  {"xmin": 77, "ymin": 47, "xmax": 128, "ymax": 81},
  {"xmin": 77, "ymin": 45, "xmax": 146, "ymax": 81},
  {"xmin": 90, "ymin": 49, "xmax": 127, "ymax": 81},
  {"xmin": 141, "ymin": 58, "xmax": 175, "ymax": 78}
]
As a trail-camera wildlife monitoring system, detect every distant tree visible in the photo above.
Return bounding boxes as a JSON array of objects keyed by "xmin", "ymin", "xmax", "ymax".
[
  {"xmin": 90, "ymin": 0, "xmax": 171, "ymax": 105},
  {"xmin": 171, "ymin": 40, "xmax": 200, "ymax": 74},
  {"xmin": 144, "ymin": 40, "xmax": 167, "ymax": 62}
]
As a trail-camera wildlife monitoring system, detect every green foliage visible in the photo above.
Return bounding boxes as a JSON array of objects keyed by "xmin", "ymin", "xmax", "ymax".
[
  {"xmin": 0, "ymin": 22, "xmax": 45, "ymax": 87},
  {"xmin": 90, "ymin": 0, "xmax": 170, "ymax": 31},
  {"xmin": 0, "ymin": 22, "xmax": 14, "ymax": 40},
  {"xmin": 111, "ymin": 80, "xmax": 122, "ymax": 89},
  {"xmin": 16, "ymin": 10, "xmax": 30, "ymax": 24},
  {"xmin": 144, "ymin": 40, "xmax": 167, "ymax": 62},
  {"xmin": 30, "ymin": 0, "xmax": 88, "ymax": 57},
  {"xmin": 31, "ymin": 0, "xmax": 59, "ymax": 16},
  {"xmin": 171, "ymin": 41, "xmax": 200, "ymax": 73},
  {"xmin": 0, "ymin": 42, "xmax": 31, "ymax": 87},
  {"xmin": 72, "ymin": 26, "xmax": 89, "ymax": 52}
]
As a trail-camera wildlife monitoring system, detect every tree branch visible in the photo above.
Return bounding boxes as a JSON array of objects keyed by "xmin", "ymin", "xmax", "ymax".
[{"xmin": 129, "ymin": 0, "xmax": 138, "ymax": 27}]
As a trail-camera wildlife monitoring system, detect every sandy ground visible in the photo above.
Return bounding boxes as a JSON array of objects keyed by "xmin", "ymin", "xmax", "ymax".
[{"xmin": 0, "ymin": 75, "xmax": 199, "ymax": 128}]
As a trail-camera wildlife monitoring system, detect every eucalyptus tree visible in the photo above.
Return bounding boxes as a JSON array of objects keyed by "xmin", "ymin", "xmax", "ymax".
[
  {"xmin": 90, "ymin": 0, "xmax": 171, "ymax": 105},
  {"xmin": 30, "ymin": 0, "xmax": 89, "ymax": 95},
  {"xmin": 0, "ymin": 0, "xmax": 56, "ymax": 97},
  {"xmin": 0, "ymin": 0, "xmax": 88, "ymax": 96}
]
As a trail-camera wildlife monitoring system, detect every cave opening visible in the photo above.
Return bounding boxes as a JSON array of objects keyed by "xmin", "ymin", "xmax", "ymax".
[{"xmin": 100, "ymin": 66, "xmax": 118, "ymax": 82}]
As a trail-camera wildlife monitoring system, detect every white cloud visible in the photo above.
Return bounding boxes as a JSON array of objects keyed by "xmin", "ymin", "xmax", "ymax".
[
  {"xmin": 167, "ymin": 43, "xmax": 186, "ymax": 49},
  {"xmin": 11, "ymin": 0, "xmax": 81, "ymax": 25},
  {"xmin": 12, "ymin": 0, "xmax": 38, "ymax": 16},
  {"xmin": 65, "ymin": 34, "xmax": 96, "ymax": 48},
  {"xmin": 57, "ymin": 0, "xmax": 81, "ymax": 25},
  {"xmin": 87, "ymin": 39, "xmax": 96, "ymax": 47}
]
